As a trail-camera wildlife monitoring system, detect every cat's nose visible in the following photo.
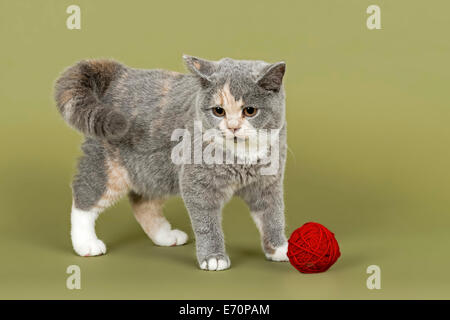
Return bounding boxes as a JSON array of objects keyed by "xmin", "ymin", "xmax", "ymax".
[
  {"xmin": 226, "ymin": 115, "xmax": 243, "ymax": 135},
  {"xmin": 227, "ymin": 126, "xmax": 242, "ymax": 135},
  {"xmin": 226, "ymin": 120, "xmax": 241, "ymax": 134}
]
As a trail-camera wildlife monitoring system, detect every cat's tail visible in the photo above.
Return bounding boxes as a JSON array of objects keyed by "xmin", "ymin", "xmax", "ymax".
[{"xmin": 54, "ymin": 59, "xmax": 129, "ymax": 138}]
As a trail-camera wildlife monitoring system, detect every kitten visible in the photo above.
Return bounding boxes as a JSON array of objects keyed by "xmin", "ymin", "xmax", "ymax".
[{"xmin": 54, "ymin": 55, "xmax": 288, "ymax": 271}]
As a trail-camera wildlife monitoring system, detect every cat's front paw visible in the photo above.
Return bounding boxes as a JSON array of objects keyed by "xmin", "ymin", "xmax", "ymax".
[
  {"xmin": 73, "ymin": 238, "xmax": 107, "ymax": 257},
  {"xmin": 265, "ymin": 242, "xmax": 289, "ymax": 262},
  {"xmin": 199, "ymin": 254, "xmax": 231, "ymax": 271}
]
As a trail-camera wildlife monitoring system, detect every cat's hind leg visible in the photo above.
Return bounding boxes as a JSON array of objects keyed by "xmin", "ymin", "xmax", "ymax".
[
  {"xmin": 70, "ymin": 206, "xmax": 106, "ymax": 256},
  {"xmin": 129, "ymin": 192, "xmax": 188, "ymax": 246},
  {"xmin": 71, "ymin": 146, "xmax": 131, "ymax": 257}
]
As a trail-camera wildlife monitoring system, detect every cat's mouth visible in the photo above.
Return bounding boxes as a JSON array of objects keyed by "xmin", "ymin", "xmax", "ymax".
[
  {"xmin": 220, "ymin": 131, "xmax": 250, "ymax": 142},
  {"xmin": 214, "ymin": 133, "xmax": 247, "ymax": 146},
  {"xmin": 232, "ymin": 136, "xmax": 250, "ymax": 144}
]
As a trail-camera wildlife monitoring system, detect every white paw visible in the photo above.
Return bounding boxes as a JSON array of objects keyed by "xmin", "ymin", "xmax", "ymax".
[
  {"xmin": 153, "ymin": 229, "xmax": 188, "ymax": 246},
  {"xmin": 200, "ymin": 255, "xmax": 231, "ymax": 271},
  {"xmin": 265, "ymin": 242, "xmax": 289, "ymax": 262},
  {"xmin": 73, "ymin": 238, "xmax": 107, "ymax": 257}
]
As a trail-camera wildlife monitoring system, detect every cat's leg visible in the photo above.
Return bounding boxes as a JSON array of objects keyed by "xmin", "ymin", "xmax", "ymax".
[
  {"xmin": 129, "ymin": 192, "xmax": 188, "ymax": 246},
  {"xmin": 71, "ymin": 151, "xmax": 131, "ymax": 257},
  {"xmin": 238, "ymin": 181, "xmax": 288, "ymax": 262},
  {"xmin": 70, "ymin": 206, "xmax": 106, "ymax": 256},
  {"xmin": 180, "ymin": 170, "xmax": 232, "ymax": 271}
]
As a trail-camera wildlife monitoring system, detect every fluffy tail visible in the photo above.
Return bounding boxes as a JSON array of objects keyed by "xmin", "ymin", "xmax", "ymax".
[{"xmin": 54, "ymin": 59, "xmax": 128, "ymax": 138}]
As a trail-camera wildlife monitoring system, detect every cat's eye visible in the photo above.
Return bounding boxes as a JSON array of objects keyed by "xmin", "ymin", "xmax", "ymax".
[
  {"xmin": 212, "ymin": 106, "xmax": 225, "ymax": 117},
  {"xmin": 243, "ymin": 106, "xmax": 257, "ymax": 117}
]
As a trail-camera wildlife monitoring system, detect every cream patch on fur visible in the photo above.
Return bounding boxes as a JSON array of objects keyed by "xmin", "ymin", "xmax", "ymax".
[
  {"xmin": 161, "ymin": 78, "xmax": 170, "ymax": 95},
  {"xmin": 193, "ymin": 61, "xmax": 201, "ymax": 70},
  {"xmin": 215, "ymin": 82, "xmax": 244, "ymax": 114},
  {"xmin": 131, "ymin": 198, "xmax": 188, "ymax": 246},
  {"xmin": 62, "ymin": 98, "xmax": 75, "ymax": 122},
  {"xmin": 213, "ymin": 82, "xmax": 257, "ymax": 141},
  {"xmin": 214, "ymin": 82, "xmax": 244, "ymax": 131},
  {"xmin": 158, "ymin": 78, "xmax": 171, "ymax": 108},
  {"xmin": 251, "ymin": 211, "xmax": 264, "ymax": 234},
  {"xmin": 93, "ymin": 158, "xmax": 131, "ymax": 212}
]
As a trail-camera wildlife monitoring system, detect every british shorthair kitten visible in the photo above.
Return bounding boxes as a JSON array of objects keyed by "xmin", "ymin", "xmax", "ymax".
[{"xmin": 54, "ymin": 55, "xmax": 288, "ymax": 271}]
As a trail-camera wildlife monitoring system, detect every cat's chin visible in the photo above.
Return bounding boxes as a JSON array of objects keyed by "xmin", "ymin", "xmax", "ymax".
[
  {"xmin": 220, "ymin": 138, "xmax": 268, "ymax": 164},
  {"xmin": 227, "ymin": 136, "xmax": 246, "ymax": 144}
]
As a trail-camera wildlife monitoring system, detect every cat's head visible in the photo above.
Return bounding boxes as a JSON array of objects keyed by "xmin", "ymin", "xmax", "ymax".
[{"xmin": 183, "ymin": 55, "xmax": 286, "ymax": 141}]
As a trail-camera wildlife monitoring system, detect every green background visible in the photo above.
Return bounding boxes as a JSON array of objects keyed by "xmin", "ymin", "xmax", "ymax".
[{"xmin": 1, "ymin": 0, "xmax": 449, "ymax": 299}]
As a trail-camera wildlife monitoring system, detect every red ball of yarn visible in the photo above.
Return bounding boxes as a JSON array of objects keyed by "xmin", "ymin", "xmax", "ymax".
[{"xmin": 287, "ymin": 222, "xmax": 341, "ymax": 273}]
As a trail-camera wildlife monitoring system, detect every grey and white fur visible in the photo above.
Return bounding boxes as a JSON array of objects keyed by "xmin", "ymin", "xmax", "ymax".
[{"xmin": 54, "ymin": 55, "xmax": 288, "ymax": 271}]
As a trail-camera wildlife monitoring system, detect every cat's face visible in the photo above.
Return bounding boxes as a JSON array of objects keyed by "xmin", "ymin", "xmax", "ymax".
[{"xmin": 184, "ymin": 56, "xmax": 286, "ymax": 142}]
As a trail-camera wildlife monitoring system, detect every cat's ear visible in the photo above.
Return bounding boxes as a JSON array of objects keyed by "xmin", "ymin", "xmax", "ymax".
[
  {"xmin": 257, "ymin": 62, "xmax": 286, "ymax": 92},
  {"xmin": 183, "ymin": 55, "xmax": 216, "ymax": 83}
]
